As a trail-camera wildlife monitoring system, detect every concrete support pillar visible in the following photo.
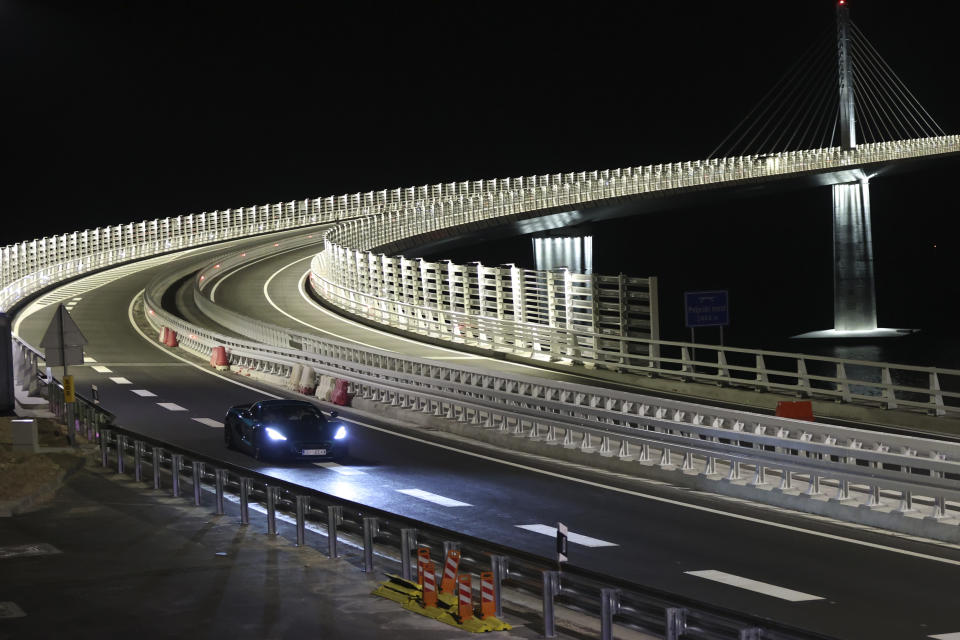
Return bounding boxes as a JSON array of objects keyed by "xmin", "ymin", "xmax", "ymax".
[{"xmin": 833, "ymin": 179, "xmax": 877, "ymax": 332}]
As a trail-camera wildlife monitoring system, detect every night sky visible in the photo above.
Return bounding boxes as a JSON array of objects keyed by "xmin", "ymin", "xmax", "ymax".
[
  {"xmin": 4, "ymin": 0, "xmax": 960, "ymax": 347},
  {"xmin": 5, "ymin": 1, "xmax": 956, "ymax": 242}
]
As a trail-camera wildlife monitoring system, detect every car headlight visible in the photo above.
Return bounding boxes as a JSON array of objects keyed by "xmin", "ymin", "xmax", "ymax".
[
  {"xmin": 333, "ymin": 425, "xmax": 347, "ymax": 440},
  {"xmin": 265, "ymin": 427, "xmax": 287, "ymax": 441}
]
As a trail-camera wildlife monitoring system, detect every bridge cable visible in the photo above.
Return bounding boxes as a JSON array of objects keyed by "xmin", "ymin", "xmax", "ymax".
[
  {"xmin": 851, "ymin": 22, "xmax": 945, "ymax": 137},
  {"xmin": 851, "ymin": 30, "xmax": 925, "ymax": 139},
  {"xmin": 733, "ymin": 30, "xmax": 836, "ymax": 156},
  {"xmin": 852, "ymin": 60, "xmax": 909, "ymax": 142},
  {"xmin": 708, "ymin": 26, "xmax": 834, "ymax": 159},
  {"xmin": 780, "ymin": 55, "xmax": 839, "ymax": 152}
]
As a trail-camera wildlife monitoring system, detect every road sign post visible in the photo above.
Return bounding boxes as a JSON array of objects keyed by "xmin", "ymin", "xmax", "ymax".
[
  {"xmin": 39, "ymin": 305, "xmax": 87, "ymax": 445},
  {"xmin": 684, "ymin": 291, "xmax": 730, "ymax": 370}
]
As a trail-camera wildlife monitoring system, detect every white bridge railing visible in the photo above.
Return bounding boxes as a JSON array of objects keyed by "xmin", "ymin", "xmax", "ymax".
[
  {"xmin": 4, "ymin": 136, "xmax": 960, "ymax": 418},
  {"xmin": 138, "ymin": 238, "xmax": 960, "ymax": 537}
]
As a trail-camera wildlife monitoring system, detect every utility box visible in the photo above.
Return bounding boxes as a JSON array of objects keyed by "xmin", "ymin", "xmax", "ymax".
[{"xmin": 11, "ymin": 418, "xmax": 39, "ymax": 454}]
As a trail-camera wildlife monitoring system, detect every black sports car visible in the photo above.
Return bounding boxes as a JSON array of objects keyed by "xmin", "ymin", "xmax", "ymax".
[{"xmin": 224, "ymin": 399, "xmax": 348, "ymax": 462}]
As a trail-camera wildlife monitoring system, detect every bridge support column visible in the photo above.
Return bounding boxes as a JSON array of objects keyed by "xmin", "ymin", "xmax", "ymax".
[{"xmin": 832, "ymin": 178, "xmax": 877, "ymax": 332}]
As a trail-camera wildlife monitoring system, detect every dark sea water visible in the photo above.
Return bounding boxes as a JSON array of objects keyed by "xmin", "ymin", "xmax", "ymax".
[{"xmin": 425, "ymin": 163, "xmax": 960, "ymax": 372}]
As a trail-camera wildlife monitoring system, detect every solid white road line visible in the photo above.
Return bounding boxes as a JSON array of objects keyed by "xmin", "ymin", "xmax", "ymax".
[
  {"xmin": 314, "ymin": 461, "xmax": 366, "ymax": 475},
  {"xmin": 109, "ymin": 377, "xmax": 132, "ymax": 384},
  {"xmin": 684, "ymin": 570, "xmax": 823, "ymax": 602},
  {"xmin": 396, "ymin": 489, "xmax": 472, "ymax": 507},
  {"xmin": 91, "ymin": 366, "xmax": 113, "ymax": 373},
  {"xmin": 125, "ymin": 290, "xmax": 960, "ymax": 569},
  {"xmin": 192, "ymin": 418, "xmax": 224, "ymax": 428},
  {"xmin": 515, "ymin": 524, "xmax": 618, "ymax": 548},
  {"xmin": 131, "ymin": 389, "xmax": 157, "ymax": 397},
  {"xmin": 930, "ymin": 633, "xmax": 960, "ymax": 640},
  {"xmin": 157, "ymin": 402, "xmax": 187, "ymax": 411}
]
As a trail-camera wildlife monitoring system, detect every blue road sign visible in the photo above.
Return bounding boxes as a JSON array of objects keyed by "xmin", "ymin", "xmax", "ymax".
[{"xmin": 685, "ymin": 290, "xmax": 729, "ymax": 328}]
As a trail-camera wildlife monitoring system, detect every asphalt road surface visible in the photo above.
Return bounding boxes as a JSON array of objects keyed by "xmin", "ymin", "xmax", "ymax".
[{"xmin": 13, "ymin": 231, "xmax": 960, "ymax": 640}]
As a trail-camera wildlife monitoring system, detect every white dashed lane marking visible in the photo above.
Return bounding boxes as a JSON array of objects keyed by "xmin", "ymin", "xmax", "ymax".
[
  {"xmin": 157, "ymin": 402, "xmax": 187, "ymax": 411},
  {"xmin": 91, "ymin": 366, "xmax": 112, "ymax": 373},
  {"xmin": 930, "ymin": 633, "xmax": 960, "ymax": 639},
  {"xmin": 685, "ymin": 570, "xmax": 823, "ymax": 602},
  {"xmin": 515, "ymin": 524, "xmax": 618, "ymax": 547},
  {"xmin": 192, "ymin": 418, "xmax": 224, "ymax": 428},
  {"xmin": 109, "ymin": 377, "xmax": 131, "ymax": 385},
  {"xmin": 72, "ymin": 297, "xmax": 82, "ymax": 301},
  {"xmin": 83, "ymin": 356, "xmax": 97, "ymax": 363},
  {"xmin": 131, "ymin": 390, "xmax": 156, "ymax": 397},
  {"xmin": 314, "ymin": 462, "xmax": 365, "ymax": 475},
  {"xmin": 396, "ymin": 489, "xmax": 471, "ymax": 507}
]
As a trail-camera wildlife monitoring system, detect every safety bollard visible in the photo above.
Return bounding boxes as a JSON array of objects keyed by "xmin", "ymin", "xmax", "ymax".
[
  {"xmin": 116, "ymin": 435, "xmax": 125, "ymax": 474},
  {"xmin": 152, "ymin": 447, "xmax": 162, "ymax": 489},
  {"xmin": 327, "ymin": 505, "xmax": 342, "ymax": 558},
  {"xmin": 417, "ymin": 546, "xmax": 431, "ymax": 586},
  {"xmin": 480, "ymin": 571, "xmax": 496, "ymax": 619},
  {"xmin": 133, "ymin": 441, "xmax": 143, "ymax": 482},
  {"xmin": 171, "ymin": 454, "xmax": 182, "ymax": 497},
  {"xmin": 457, "ymin": 574, "xmax": 473, "ymax": 621},
  {"xmin": 214, "ymin": 469, "xmax": 226, "ymax": 515},
  {"xmin": 266, "ymin": 485, "xmax": 277, "ymax": 535},
  {"xmin": 400, "ymin": 528, "xmax": 417, "ymax": 581},
  {"xmin": 100, "ymin": 428, "xmax": 109, "ymax": 468},
  {"xmin": 239, "ymin": 477, "xmax": 250, "ymax": 525},
  {"xmin": 192, "ymin": 461, "xmax": 203, "ymax": 506},
  {"xmin": 422, "ymin": 560, "xmax": 438, "ymax": 608},
  {"xmin": 362, "ymin": 517, "xmax": 378, "ymax": 573},
  {"xmin": 295, "ymin": 495, "xmax": 308, "ymax": 546},
  {"xmin": 440, "ymin": 547, "xmax": 462, "ymax": 595},
  {"xmin": 491, "ymin": 555, "xmax": 508, "ymax": 619},
  {"xmin": 600, "ymin": 588, "xmax": 621, "ymax": 640},
  {"xmin": 542, "ymin": 570, "xmax": 560, "ymax": 639}
]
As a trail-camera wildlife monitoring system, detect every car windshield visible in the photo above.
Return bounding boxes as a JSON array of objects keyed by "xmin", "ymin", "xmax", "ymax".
[{"xmin": 262, "ymin": 406, "xmax": 325, "ymax": 426}]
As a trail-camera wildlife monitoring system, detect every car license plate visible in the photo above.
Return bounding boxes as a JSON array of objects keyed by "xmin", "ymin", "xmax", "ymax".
[{"xmin": 303, "ymin": 448, "xmax": 326, "ymax": 456}]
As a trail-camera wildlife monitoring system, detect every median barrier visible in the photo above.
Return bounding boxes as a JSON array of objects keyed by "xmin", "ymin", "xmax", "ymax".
[{"xmin": 287, "ymin": 363, "xmax": 303, "ymax": 391}]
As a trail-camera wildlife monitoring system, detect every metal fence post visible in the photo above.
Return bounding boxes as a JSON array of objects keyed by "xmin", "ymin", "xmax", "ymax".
[
  {"xmin": 362, "ymin": 517, "xmax": 378, "ymax": 573},
  {"xmin": 491, "ymin": 555, "xmax": 508, "ymax": 618},
  {"xmin": 214, "ymin": 469, "xmax": 226, "ymax": 515},
  {"xmin": 239, "ymin": 477, "xmax": 250, "ymax": 525},
  {"xmin": 266, "ymin": 485, "xmax": 277, "ymax": 535},
  {"xmin": 542, "ymin": 570, "xmax": 559, "ymax": 639},
  {"xmin": 600, "ymin": 588, "xmax": 621, "ymax": 640},
  {"xmin": 400, "ymin": 528, "xmax": 417, "ymax": 581},
  {"xmin": 442, "ymin": 540, "xmax": 461, "ymax": 560},
  {"xmin": 116, "ymin": 435, "xmax": 125, "ymax": 474},
  {"xmin": 171, "ymin": 453, "xmax": 182, "ymax": 497},
  {"xmin": 666, "ymin": 607, "xmax": 687, "ymax": 640},
  {"xmin": 295, "ymin": 495, "xmax": 308, "ymax": 546},
  {"xmin": 327, "ymin": 505, "xmax": 342, "ymax": 558},
  {"xmin": 100, "ymin": 427, "xmax": 110, "ymax": 468},
  {"xmin": 152, "ymin": 446, "xmax": 162, "ymax": 489},
  {"xmin": 133, "ymin": 440, "xmax": 142, "ymax": 482},
  {"xmin": 192, "ymin": 461, "xmax": 203, "ymax": 506}
]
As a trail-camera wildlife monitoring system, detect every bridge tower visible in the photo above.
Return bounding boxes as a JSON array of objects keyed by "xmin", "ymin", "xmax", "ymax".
[{"xmin": 832, "ymin": 0, "xmax": 877, "ymax": 333}]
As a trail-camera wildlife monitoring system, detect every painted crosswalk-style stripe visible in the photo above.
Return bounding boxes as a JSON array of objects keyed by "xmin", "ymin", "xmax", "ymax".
[
  {"xmin": 91, "ymin": 366, "xmax": 113, "ymax": 373},
  {"xmin": 397, "ymin": 489, "xmax": 471, "ymax": 507},
  {"xmin": 157, "ymin": 402, "xmax": 187, "ymax": 411},
  {"xmin": 131, "ymin": 389, "xmax": 156, "ymax": 397},
  {"xmin": 314, "ymin": 462, "xmax": 365, "ymax": 475},
  {"xmin": 192, "ymin": 418, "xmax": 224, "ymax": 428},
  {"xmin": 685, "ymin": 570, "xmax": 823, "ymax": 602},
  {"xmin": 515, "ymin": 524, "xmax": 618, "ymax": 548},
  {"xmin": 109, "ymin": 377, "xmax": 131, "ymax": 385}
]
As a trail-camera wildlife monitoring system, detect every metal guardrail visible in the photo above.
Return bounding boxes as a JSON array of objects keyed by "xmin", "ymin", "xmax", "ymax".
[
  {"xmin": 309, "ymin": 135, "xmax": 960, "ymax": 417},
  {"xmin": 131, "ymin": 244, "xmax": 960, "ymax": 530},
  {"xmin": 17, "ymin": 361, "xmax": 834, "ymax": 639}
]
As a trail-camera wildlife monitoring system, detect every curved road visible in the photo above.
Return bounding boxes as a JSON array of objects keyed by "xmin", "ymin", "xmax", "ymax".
[{"xmin": 13, "ymin": 232, "xmax": 960, "ymax": 640}]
